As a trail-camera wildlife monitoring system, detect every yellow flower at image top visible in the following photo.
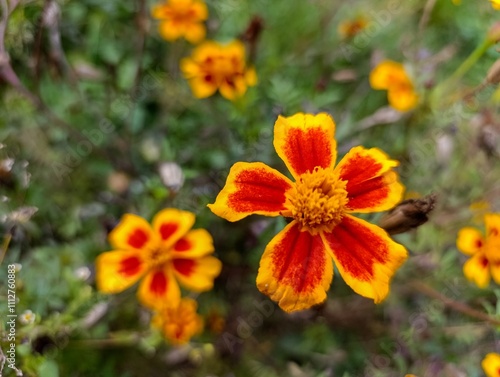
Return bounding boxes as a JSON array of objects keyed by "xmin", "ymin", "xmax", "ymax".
[
  {"xmin": 369, "ymin": 60, "xmax": 419, "ymax": 112},
  {"xmin": 209, "ymin": 113, "xmax": 408, "ymax": 312},
  {"xmin": 338, "ymin": 16, "xmax": 368, "ymax": 39},
  {"xmin": 491, "ymin": 0, "xmax": 500, "ymax": 9},
  {"xmin": 96, "ymin": 209, "xmax": 222, "ymax": 310},
  {"xmin": 152, "ymin": 298, "xmax": 203, "ymax": 345},
  {"xmin": 151, "ymin": 0, "xmax": 208, "ymax": 44},
  {"xmin": 457, "ymin": 213, "xmax": 500, "ymax": 288},
  {"xmin": 180, "ymin": 40, "xmax": 257, "ymax": 101},
  {"xmin": 483, "ymin": 353, "xmax": 500, "ymax": 377}
]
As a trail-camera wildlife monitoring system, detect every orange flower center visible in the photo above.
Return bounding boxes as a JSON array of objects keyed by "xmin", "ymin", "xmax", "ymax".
[
  {"xmin": 201, "ymin": 56, "xmax": 243, "ymax": 86},
  {"xmin": 147, "ymin": 247, "xmax": 172, "ymax": 268},
  {"xmin": 285, "ymin": 167, "xmax": 348, "ymax": 235}
]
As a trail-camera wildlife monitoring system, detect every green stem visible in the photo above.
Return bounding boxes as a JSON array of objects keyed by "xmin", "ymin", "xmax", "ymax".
[
  {"xmin": 432, "ymin": 38, "xmax": 494, "ymax": 104},
  {"xmin": 448, "ymin": 38, "xmax": 493, "ymax": 84}
]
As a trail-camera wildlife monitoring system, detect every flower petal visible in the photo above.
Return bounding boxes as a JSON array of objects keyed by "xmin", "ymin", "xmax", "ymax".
[
  {"xmin": 490, "ymin": 261, "xmax": 500, "ymax": 285},
  {"xmin": 456, "ymin": 227, "xmax": 484, "ymax": 256},
  {"xmin": 151, "ymin": 4, "xmax": 170, "ymax": 19},
  {"xmin": 152, "ymin": 208, "xmax": 195, "ymax": 248},
  {"xmin": 256, "ymin": 221, "xmax": 333, "ymax": 312},
  {"xmin": 463, "ymin": 253, "xmax": 490, "ymax": 288},
  {"xmin": 173, "ymin": 256, "xmax": 222, "ymax": 291},
  {"xmin": 245, "ymin": 67, "xmax": 258, "ymax": 86},
  {"xmin": 191, "ymin": 1, "xmax": 208, "ymax": 19},
  {"xmin": 336, "ymin": 146, "xmax": 404, "ymax": 213},
  {"xmin": 482, "ymin": 353, "xmax": 500, "ymax": 377},
  {"xmin": 273, "ymin": 113, "xmax": 337, "ymax": 178},
  {"xmin": 158, "ymin": 20, "xmax": 183, "ymax": 41},
  {"xmin": 485, "ymin": 213, "xmax": 500, "ymax": 238},
  {"xmin": 95, "ymin": 250, "xmax": 148, "ymax": 293},
  {"xmin": 109, "ymin": 214, "xmax": 159, "ymax": 252},
  {"xmin": 322, "ymin": 215, "xmax": 407, "ymax": 303},
  {"xmin": 387, "ymin": 86, "xmax": 418, "ymax": 112},
  {"xmin": 152, "ymin": 298, "xmax": 204, "ymax": 345},
  {"xmin": 171, "ymin": 228, "xmax": 215, "ymax": 259},
  {"xmin": 186, "ymin": 76, "xmax": 218, "ymax": 98},
  {"xmin": 184, "ymin": 24, "xmax": 206, "ymax": 44},
  {"xmin": 138, "ymin": 267, "xmax": 181, "ymax": 310},
  {"xmin": 369, "ymin": 60, "xmax": 407, "ymax": 90},
  {"xmin": 208, "ymin": 162, "xmax": 293, "ymax": 222}
]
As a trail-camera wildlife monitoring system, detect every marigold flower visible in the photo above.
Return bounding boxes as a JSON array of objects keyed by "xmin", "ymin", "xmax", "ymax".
[
  {"xmin": 180, "ymin": 40, "xmax": 257, "ymax": 100},
  {"xmin": 457, "ymin": 213, "xmax": 500, "ymax": 288},
  {"xmin": 151, "ymin": 0, "xmax": 208, "ymax": 44},
  {"xmin": 152, "ymin": 297, "xmax": 203, "ymax": 345},
  {"xmin": 338, "ymin": 16, "xmax": 368, "ymax": 39},
  {"xmin": 492, "ymin": 0, "xmax": 500, "ymax": 10},
  {"xmin": 96, "ymin": 209, "xmax": 222, "ymax": 310},
  {"xmin": 483, "ymin": 353, "xmax": 500, "ymax": 376},
  {"xmin": 209, "ymin": 113, "xmax": 408, "ymax": 312},
  {"xmin": 369, "ymin": 60, "xmax": 419, "ymax": 112}
]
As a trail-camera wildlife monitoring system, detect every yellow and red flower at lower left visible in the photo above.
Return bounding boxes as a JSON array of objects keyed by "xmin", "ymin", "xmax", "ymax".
[{"xmin": 96, "ymin": 209, "xmax": 222, "ymax": 310}]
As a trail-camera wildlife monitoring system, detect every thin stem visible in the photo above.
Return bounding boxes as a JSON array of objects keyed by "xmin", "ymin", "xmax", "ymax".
[
  {"xmin": 410, "ymin": 280, "xmax": 500, "ymax": 327},
  {"xmin": 448, "ymin": 38, "xmax": 493, "ymax": 84},
  {"xmin": 432, "ymin": 38, "xmax": 494, "ymax": 106}
]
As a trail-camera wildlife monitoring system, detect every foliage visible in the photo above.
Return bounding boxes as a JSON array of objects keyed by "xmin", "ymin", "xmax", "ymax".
[{"xmin": 1, "ymin": 0, "xmax": 500, "ymax": 376}]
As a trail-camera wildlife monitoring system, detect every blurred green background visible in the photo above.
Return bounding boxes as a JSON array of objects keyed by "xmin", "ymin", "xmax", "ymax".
[{"xmin": 1, "ymin": 0, "xmax": 500, "ymax": 376}]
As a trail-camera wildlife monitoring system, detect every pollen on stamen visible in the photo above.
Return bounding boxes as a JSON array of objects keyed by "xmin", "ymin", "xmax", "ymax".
[{"xmin": 286, "ymin": 167, "xmax": 348, "ymax": 234}]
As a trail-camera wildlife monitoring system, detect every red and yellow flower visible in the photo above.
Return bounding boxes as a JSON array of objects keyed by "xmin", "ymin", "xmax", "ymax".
[
  {"xmin": 338, "ymin": 16, "xmax": 368, "ymax": 39},
  {"xmin": 457, "ymin": 213, "xmax": 500, "ymax": 288},
  {"xmin": 152, "ymin": 297, "xmax": 203, "ymax": 345},
  {"xmin": 151, "ymin": 0, "xmax": 208, "ymax": 44},
  {"xmin": 96, "ymin": 209, "xmax": 222, "ymax": 310},
  {"xmin": 209, "ymin": 113, "xmax": 407, "ymax": 312},
  {"xmin": 180, "ymin": 40, "xmax": 257, "ymax": 100},
  {"xmin": 482, "ymin": 353, "xmax": 500, "ymax": 377},
  {"xmin": 369, "ymin": 60, "xmax": 419, "ymax": 112}
]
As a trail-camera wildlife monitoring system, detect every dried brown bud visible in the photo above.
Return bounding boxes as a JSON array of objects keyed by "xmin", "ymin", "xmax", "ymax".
[{"xmin": 379, "ymin": 193, "xmax": 437, "ymax": 235}]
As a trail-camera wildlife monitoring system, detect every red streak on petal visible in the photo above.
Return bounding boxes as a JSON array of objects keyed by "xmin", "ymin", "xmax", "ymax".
[
  {"xmin": 476, "ymin": 239, "xmax": 483, "ymax": 248},
  {"xmin": 325, "ymin": 217, "xmax": 388, "ymax": 281},
  {"xmin": 228, "ymin": 167, "xmax": 291, "ymax": 213},
  {"xmin": 159, "ymin": 223, "xmax": 178, "ymax": 241},
  {"xmin": 481, "ymin": 256, "xmax": 489, "ymax": 268},
  {"xmin": 128, "ymin": 228, "xmax": 149, "ymax": 249},
  {"xmin": 174, "ymin": 238, "xmax": 191, "ymax": 252},
  {"xmin": 150, "ymin": 270, "xmax": 168, "ymax": 295},
  {"xmin": 119, "ymin": 256, "xmax": 142, "ymax": 277},
  {"xmin": 339, "ymin": 154, "xmax": 382, "ymax": 188},
  {"xmin": 283, "ymin": 127, "xmax": 332, "ymax": 175},
  {"xmin": 346, "ymin": 175, "xmax": 390, "ymax": 210},
  {"xmin": 271, "ymin": 223, "xmax": 326, "ymax": 293},
  {"xmin": 490, "ymin": 228, "xmax": 499, "ymax": 237},
  {"xmin": 173, "ymin": 259, "xmax": 196, "ymax": 276}
]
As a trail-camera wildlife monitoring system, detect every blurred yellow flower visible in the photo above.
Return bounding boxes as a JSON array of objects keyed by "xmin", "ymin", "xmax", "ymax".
[
  {"xmin": 482, "ymin": 353, "xmax": 500, "ymax": 377},
  {"xmin": 491, "ymin": 0, "xmax": 500, "ymax": 9},
  {"xmin": 452, "ymin": 0, "xmax": 461, "ymax": 5},
  {"xmin": 152, "ymin": 298, "xmax": 203, "ymax": 345},
  {"xmin": 457, "ymin": 213, "xmax": 500, "ymax": 288},
  {"xmin": 95, "ymin": 209, "xmax": 222, "ymax": 310},
  {"xmin": 180, "ymin": 40, "xmax": 257, "ymax": 100},
  {"xmin": 151, "ymin": 0, "xmax": 208, "ymax": 43},
  {"xmin": 338, "ymin": 16, "xmax": 368, "ymax": 39},
  {"xmin": 369, "ymin": 60, "xmax": 419, "ymax": 112}
]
